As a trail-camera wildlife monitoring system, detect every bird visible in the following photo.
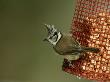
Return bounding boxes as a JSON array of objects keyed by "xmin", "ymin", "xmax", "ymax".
[{"xmin": 43, "ymin": 24, "xmax": 100, "ymax": 63}]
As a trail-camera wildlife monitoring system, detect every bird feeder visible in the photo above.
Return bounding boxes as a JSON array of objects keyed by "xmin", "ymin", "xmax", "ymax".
[{"xmin": 62, "ymin": 0, "xmax": 110, "ymax": 82}]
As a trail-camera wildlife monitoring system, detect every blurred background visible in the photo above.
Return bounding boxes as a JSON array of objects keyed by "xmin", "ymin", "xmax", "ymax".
[{"xmin": 0, "ymin": 0, "xmax": 92, "ymax": 82}]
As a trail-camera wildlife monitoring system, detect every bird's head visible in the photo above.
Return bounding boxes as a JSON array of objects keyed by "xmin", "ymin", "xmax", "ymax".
[{"xmin": 43, "ymin": 24, "xmax": 62, "ymax": 46}]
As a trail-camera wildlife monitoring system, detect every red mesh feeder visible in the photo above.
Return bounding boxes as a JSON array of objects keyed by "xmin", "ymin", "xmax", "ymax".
[{"xmin": 62, "ymin": 0, "xmax": 110, "ymax": 82}]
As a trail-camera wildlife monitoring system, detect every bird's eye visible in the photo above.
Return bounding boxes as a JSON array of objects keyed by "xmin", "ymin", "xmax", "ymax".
[{"xmin": 53, "ymin": 32, "xmax": 57, "ymax": 36}]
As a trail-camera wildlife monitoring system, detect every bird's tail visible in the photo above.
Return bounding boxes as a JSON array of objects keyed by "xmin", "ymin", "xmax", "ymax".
[{"xmin": 82, "ymin": 47, "xmax": 100, "ymax": 53}]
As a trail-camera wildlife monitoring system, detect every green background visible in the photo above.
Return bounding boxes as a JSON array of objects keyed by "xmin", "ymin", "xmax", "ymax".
[{"xmin": 0, "ymin": 0, "xmax": 92, "ymax": 82}]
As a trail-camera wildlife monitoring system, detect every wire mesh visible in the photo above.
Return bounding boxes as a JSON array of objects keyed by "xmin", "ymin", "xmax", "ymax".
[{"xmin": 62, "ymin": 0, "xmax": 110, "ymax": 82}]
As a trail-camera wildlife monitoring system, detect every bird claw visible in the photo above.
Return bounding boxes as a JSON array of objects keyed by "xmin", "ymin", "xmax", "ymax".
[{"xmin": 68, "ymin": 60, "xmax": 75, "ymax": 68}]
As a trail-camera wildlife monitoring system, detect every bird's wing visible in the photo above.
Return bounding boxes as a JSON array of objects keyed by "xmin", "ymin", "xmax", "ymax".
[
  {"xmin": 61, "ymin": 45, "xmax": 82, "ymax": 55},
  {"xmin": 71, "ymin": 35, "xmax": 81, "ymax": 48}
]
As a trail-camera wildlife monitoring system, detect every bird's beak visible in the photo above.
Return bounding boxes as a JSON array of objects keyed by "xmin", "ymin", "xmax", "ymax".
[{"xmin": 43, "ymin": 38, "xmax": 48, "ymax": 41}]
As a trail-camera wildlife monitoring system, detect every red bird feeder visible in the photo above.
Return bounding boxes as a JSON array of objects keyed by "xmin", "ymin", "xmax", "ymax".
[{"xmin": 62, "ymin": 0, "xmax": 110, "ymax": 82}]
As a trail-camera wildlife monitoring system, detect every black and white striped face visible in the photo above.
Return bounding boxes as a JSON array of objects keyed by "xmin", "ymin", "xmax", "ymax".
[{"xmin": 44, "ymin": 24, "xmax": 62, "ymax": 45}]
